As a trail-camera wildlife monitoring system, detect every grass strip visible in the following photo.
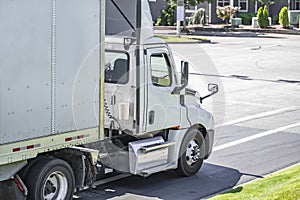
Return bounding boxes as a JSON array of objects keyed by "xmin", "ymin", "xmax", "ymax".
[
  {"xmin": 155, "ymin": 35, "xmax": 209, "ymax": 43},
  {"xmin": 210, "ymin": 164, "xmax": 300, "ymax": 200}
]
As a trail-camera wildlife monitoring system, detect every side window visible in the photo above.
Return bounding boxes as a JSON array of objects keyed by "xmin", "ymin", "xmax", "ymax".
[
  {"xmin": 150, "ymin": 53, "xmax": 172, "ymax": 87},
  {"xmin": 105, "ymin": 51, "xmax": 129, "ymax": 84}
]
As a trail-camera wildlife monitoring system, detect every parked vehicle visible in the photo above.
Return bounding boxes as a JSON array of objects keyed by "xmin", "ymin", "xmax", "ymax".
[{"xmin": 0, "ymin": 0, "xmax": 218, "ymax": 199}]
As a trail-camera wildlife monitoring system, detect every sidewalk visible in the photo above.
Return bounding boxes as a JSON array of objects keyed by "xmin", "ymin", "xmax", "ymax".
[{"xmin": 154, "ymin": 24, "xmax": 300, "ymax": 37}]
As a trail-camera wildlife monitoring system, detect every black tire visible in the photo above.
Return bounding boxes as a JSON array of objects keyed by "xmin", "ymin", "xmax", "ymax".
[
  {"xmin": 175, "ymin": 128, "xmax": 205, "ymax": 176},
  {"xmin": 25, "ymin": 157, "xmax": 75, "ymax": 200}
]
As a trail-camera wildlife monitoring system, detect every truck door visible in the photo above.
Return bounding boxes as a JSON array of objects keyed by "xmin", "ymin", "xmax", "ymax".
[
  {"xmin": 104, "ymin": 50, "xmax": 135, "ymax": 133},
  {"xmin": 145, "ymin": 48, "xmax": 181, "ymax": 132}
]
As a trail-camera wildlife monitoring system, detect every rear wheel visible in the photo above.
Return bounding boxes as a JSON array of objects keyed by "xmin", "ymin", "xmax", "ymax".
[
  {"xmin": 25, "ymin": 157, "xmax": 75, "ymax": 200},
  {"xmin": 176, "ymin": 128, "xmax": 205, "ymax": 176}
]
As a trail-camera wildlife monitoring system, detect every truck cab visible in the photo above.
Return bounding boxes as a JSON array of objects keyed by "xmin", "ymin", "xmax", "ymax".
[
  {"xmin": 101, "ymin": 34, "xmax": 217, "ymax": 176},
  {"xmin": 104, "ymin": 36, "xmax": 216, "ymax": 134},
  {"xmin": 104, "ymin": 37, "xmax": 186, "ymax": 136},
  {"xmin": 0, "ymin": 0, "xmax": 218, "ymax": 199}
]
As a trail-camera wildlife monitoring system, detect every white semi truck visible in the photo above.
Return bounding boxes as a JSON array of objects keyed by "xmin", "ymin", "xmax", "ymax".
[{"xmin": 0, "ymin": 0, "xmax": 218, "ymax": 199}]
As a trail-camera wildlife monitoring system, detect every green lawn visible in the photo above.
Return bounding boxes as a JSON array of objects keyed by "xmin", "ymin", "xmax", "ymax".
[
  {"xmin": 155, "ymin": 35, "xmax": 209, "ymax": 43},
  {"xmin": 211, "ymin": 164, "xmax": 300, "ymax": 200}
]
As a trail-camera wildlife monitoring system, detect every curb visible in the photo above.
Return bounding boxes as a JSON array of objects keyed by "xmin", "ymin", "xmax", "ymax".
[
  {"xmin": 165, "ymin": 40, "xmax": 212, "ymax": 44},
  {"xmin": 192, "ymin": 27, "xmax": 300, "ymax": 35},
  {"xmin": 154, "ymin": 26, "xmax": 300, "ymax": 36}
]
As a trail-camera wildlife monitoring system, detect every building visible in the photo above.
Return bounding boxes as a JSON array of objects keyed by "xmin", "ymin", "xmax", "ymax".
[{"xmin": 149, "ymin": 0, "xmax": 299, "ymax": 24}]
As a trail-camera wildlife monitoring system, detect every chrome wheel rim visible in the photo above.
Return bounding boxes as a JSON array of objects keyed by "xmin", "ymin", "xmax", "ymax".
[
  {"xmin": 43, "ymin": 171, "xmax": 68, "ymax": 200},
  {"xmin": 185, "ymin": 139, "xmax": 201, "ymax": 166}
]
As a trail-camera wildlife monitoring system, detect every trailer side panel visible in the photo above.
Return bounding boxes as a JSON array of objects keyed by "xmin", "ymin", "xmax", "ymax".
[
  {"xmin": 0, "ymin": 0, "xmax": 52, "ymax": 144},
  {"xmin": 0, "ymin": 0, "xmax": 101, "ymax": 144}
]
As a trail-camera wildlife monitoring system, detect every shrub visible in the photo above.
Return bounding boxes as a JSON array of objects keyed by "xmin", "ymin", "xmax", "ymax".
[
  {"xmin": 155, "ymin": 0, "xmax": 177, "ymax": 26},
  {"xmin": 216, "ymin": 6, "xmax": 240, "ymax": 24},
  {"xmin": 257, "ymin": 7, "xmax": 264, "ymax": 28},
  {"xmin": 257, "ymin": 6, "xmax": 268, "ymax": 28},
  {"xmin": 238, "ymin": 13, "xmax": 256, "ymax": 25},
  {"xmin": 279, "ymin": 7, "xmax": 289, "ymax": 28},
  {"xmin": 263, "ymin": 5, "xmax": 269, "ymax": 26},
  {"xmin": 190, "ymin": 8, "xmax": 206, "ymax": 26}
]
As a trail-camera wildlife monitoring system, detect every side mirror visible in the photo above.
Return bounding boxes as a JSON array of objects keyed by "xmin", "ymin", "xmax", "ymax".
[
  {"xmin": 200, "ymin": 83, "xmax": 218, "ymax": 103},
  {"xmin": 181, "ymin": 61, "xmax": 189, "ymax": 87},
  {"xmin": 208, "ymin": 83, "xmax": 218, "ymax": 93},
  {"xmin": 172, "ymin": 61, "xmax": 189, "ymax": 94}
]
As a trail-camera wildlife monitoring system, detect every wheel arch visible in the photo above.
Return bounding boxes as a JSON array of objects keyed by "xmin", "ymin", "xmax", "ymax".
[
  {"xmin": 52, "ymin": 147, "xmax": 97, "ymax": 189},
  {"xmin": 19, "ymin": 147, "xmax": 97, "ymax": 191},
  {"xmin": 181, "ymin": 123, "xmax": 214, "ymax": 159},
  {"xmin": 168, "ymin": 123, "xmax": 211, "ymax": 170},
  {"xmin": 174, "ymin": 124, "xmax": 206, "ymax": 176},
  {"xmin": 191, "ymin": 123, "xmax": 215, "ymax": 159}
]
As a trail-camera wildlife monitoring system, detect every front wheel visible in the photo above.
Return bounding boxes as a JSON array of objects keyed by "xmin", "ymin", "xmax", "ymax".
[
  {"xmin": 176, "ymin": 128, "xmax": 205, "ymax": 176},
  {"xmin": 25, "ymin": 157, "xmax": 75, "ymax": 200}
]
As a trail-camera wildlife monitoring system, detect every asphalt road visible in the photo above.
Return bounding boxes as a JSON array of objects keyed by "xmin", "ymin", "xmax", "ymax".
[{"xmin": 75, "ymin": 34, "xmax": 300, "ymax": 200}]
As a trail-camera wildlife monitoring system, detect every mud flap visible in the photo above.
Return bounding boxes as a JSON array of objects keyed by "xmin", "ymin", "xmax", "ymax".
[{"xmin": 0, "ymin": 179, "xmax": 26, "ymax": 200}]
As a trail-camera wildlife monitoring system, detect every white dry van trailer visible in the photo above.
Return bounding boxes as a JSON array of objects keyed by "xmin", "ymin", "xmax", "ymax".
[{"xmin": 0, "ymin": 0, "xmax": 218, "ymax": 199}]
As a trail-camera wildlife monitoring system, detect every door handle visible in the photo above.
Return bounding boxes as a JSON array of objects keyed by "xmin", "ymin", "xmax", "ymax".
[{"xmin": 149, "ymin": 110, "xmax": 155, "ymax": 125}]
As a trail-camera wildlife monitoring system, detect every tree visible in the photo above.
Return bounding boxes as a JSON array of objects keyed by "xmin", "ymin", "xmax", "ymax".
[
  {"xmin": 256, "ymin": 0, "xmax": 275, "ymax": 6},
  {"xmin": 257, "ymin": 7, "xmax": 264, "ymax": 28},
  {"xmin": 183, "ymin": 0, "xmax": 213, "ymax": 29},
  {"xmin": 156, "ymin": 0, "xmax": 177, "ymax": 26},
  {"xmin": 184, "ymin": 0, "xmax": 211, "ymax": 7},
  {"xmin": 156, "ymin": 0, "xmax": 212, "ymax": 28},
  {"xmin": 216, "ymin": 6, "xmax": 240, "ymax": 25},
  {"xmin": 256, "ymin": 0, "xmax": 277, "ymax": 24},
  {"xmin": 263, "ymin": 5, "xmax": 269, "ymax": 26},
  {"xmin": 257, "ymin": 5, "xmax": 269, "ymax": 28},
  {"xmin": 279, "ymin": 7, "xmax": 289, "ymax": 28},
  {"xmin": 189, "ymin": 8, "xmax": 206, "ymax": 26}
]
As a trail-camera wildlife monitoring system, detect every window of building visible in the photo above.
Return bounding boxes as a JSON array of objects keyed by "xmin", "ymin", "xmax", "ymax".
[
  {"xmin": 105, "ymin": 51, "xmax": 129, "ymax": 84},
  {"xmin": 296, "ymin": 0, "xmax": 300, "ymax": 10},
  {"xmin": 150, "ymin": 53, "xmax": 172, "ymax": 87},
  {"xmin": 217, "ymin": 0, "xmax": 230, "ymax": 7},
  {"xmin": 239, "ymin": 0, "xmax": 248, "ymax": 12}
]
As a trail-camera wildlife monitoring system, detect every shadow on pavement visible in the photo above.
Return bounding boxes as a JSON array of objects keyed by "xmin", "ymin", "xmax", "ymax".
[
  {"xmin": 75, "ymin": 163, "xmax": 260, "ymax": 200},
  {"xmin": 154, "ymin": 31, "xmax": 287, "ymax": 40},
  {"xmin": 190, "ymin": 73, "xmax": 300, "ymax": 85},
  {"xmin": 190, "ymin": 31, "xmax": 288, "ymax": 39}
]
